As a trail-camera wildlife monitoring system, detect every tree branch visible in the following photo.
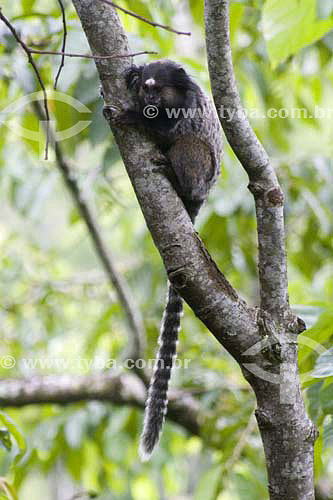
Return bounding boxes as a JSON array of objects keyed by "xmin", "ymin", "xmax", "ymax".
[
  {"xmin": 0, "ymin": 374, "xmax": 201, "ymax": 436},
  {"xmin": 204, "ymin": 2, "xmax": 317, "ymax": 499},
  {"xmin": 30, "ymin": 49, "xmax": 157, "ymax": 59},
  {"xmin": 0, "ymin": 8, "xmax": 50, "ymax": 159},
  {"xmin": 69, "ymin": 2, "xmax": 317, "ymax": 498},
  {"xmin": 54, "ymin": 0, "xmax": 68, "ymax": 89},
  {"xmin": 99, "ymin": 0, "xmax": 191, "ymax": 36},
  {"xmin": 204, "ymin": 0, "xmax": 289, "ymax": 320},
  {"xmin": 0, "ymin": 6, "xmax": 156, "ymax": 161},
  {"xmin": 71, "ymin": 0, "xmax": 261, "ymax": 365}
]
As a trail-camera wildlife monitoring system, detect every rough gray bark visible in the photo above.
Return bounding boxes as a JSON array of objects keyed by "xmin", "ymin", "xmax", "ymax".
[
  {"xmin": 204, "ymin": 1, "xmax": 317, "ymax": 499},
  {"xmin": 29, "ymin": 1, "xmax": 316, "ymax": 498},
  {"xmin": 71, "ymin": 0, "xmax": 261, "ymax": 362},
  {"xmin": 204, "ymin": 0, "xmax": 288, "ymax": 318}
]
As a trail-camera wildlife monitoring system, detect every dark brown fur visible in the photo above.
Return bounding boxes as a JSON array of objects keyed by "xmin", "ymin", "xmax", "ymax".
[{"xmin": 107, "ymin": 60, "xmax": 223, "ymax": 460}]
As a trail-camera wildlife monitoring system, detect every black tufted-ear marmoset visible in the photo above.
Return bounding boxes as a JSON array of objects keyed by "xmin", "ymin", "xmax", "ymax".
[{"xmin": 106, "ymin": 59, "xmax": 223, "ymax": 460}]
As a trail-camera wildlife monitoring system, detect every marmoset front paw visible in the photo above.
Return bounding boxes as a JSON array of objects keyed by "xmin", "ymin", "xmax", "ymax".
[{"xmin": 103, "ymin": 105, "xmax": 139, "ymax": 127}]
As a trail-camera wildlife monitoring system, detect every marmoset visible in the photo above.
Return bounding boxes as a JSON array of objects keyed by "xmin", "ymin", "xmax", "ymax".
[{"xmin": 107, "ymin": 59, "xmax": 223, "ymax": 460}]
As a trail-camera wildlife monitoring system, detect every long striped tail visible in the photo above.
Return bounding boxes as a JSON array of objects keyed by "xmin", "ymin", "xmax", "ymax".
[
  {"xmin": 139, "ymin": 199, "xmax": 203, "ymax": 461},
  {"xmin": 139, "ymin": 283, "xmax": 183, "ymax": 461}
]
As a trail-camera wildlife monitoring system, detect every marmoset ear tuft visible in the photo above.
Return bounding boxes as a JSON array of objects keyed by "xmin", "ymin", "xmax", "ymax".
[
  {"xmin": 124, "ymin": 64, "xmax": 143, "ymax": 92},
  {"xmin": 171, "ymin": 66, "xmax": 196, "ymax": 91}
]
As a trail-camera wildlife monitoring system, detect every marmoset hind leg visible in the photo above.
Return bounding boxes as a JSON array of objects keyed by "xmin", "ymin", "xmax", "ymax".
[{"xmin": 140, "ymin": 137, "xmax": 216, "ymax": 460}]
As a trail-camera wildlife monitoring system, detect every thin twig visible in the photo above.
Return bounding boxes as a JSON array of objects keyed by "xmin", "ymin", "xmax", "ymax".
[
  {"xmin": 225, "ymin": 414, "xmax": 257, "ymax": 469},
  {"xmin": 30, "ymin": 49, "xmax": 157, "ymax": 59},
  {"xmin": 54, "ymin": 0, "xmax": 67, "ymax": 89},
  {"xmin": 32, "ymin": 100, "xmax": 147, "ymax": 364},
  {"xmin": 213, "ymin": 414, "xmax": 257, "ymax": 499},
  {"xmin": 0, "ymin": 8, "xmax": 50, "ymax": 159},
  {"xmin": 0, "ymin": 7, "xmax": 155, "ymax": 160},
  {"xmin": 99, "ymin": 0, "xmax": 191, "ymax": 36}
]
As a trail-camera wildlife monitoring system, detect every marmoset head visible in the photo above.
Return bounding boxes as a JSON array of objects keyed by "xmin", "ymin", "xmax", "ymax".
[{"xmin": 126, "ymin": 60, "xmax": 197, "ymax": 110}]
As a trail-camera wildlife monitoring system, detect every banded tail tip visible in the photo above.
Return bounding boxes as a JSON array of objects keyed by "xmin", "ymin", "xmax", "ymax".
[{"xmin": 138, "ymin": 437, "xmax": 155, "ymax": 462}]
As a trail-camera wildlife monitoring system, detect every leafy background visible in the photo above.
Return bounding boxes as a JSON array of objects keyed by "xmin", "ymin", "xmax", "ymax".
[{"xmin": 0, "ymin": 0, "xmax": 332, "ymax": 498}]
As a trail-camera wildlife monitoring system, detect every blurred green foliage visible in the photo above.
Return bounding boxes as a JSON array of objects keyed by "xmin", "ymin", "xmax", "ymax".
[{"xmin": 0, "ymin": 0, "xmax": 332, "ymax": 498}]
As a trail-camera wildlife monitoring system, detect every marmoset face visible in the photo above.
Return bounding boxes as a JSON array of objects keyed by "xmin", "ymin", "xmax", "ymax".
[
  {"xmin": 139, "ymin": 77, "xmax": 163, "ymax": 107},
  {"xmin": 137, "ymin": 61, "xmax": 191, "ymax": 109}
]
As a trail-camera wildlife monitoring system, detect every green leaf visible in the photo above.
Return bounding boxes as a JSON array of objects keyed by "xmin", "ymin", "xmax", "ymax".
[
  {"xmin": 194, "ymin": 464, "xmax": 223, "ymax": 500},
  {"xmin": 306, "ymin": 381, "xmax": 323, "ymax": 422},
  {"xmin": 298, "ymin": 307, "xmax": 333, "ymax": 367},
  {"xmin": 319, "ymin": 382, "xmax": 333, "ymax": 415},
  {"xmin": 131, "ymin": 476, "xmax": 159, "ymax": 500},
  {"xmin": 21, "ymin": 0, "xmax": 37, "ymax": 14},
  {"xmin": 230, "ymin": 4, "xmax": 245, "ymax": 44},
  {"xmin": 323, "ymin": 415, "xmax": 333, "ymax": 449},
  {"xmin": 0, "ymin": 412, "xmax": 27, "ymax": 466},
  {"xmin": 314, "ymin": 426, "xmax": 324, "ymax": 477},
  {"xmin": 312, "ymin": 348, "xmax": 333, "ymax": 378},
  {"xmin": 262, "ymin": 0, "xmax": 333, "ymax": 67},
  {"xmin": 0, "ymin": 430, "xmax": 12, "ymax": 452},
  {"xmin": 189, "ymin": 0, "xmax": 204, "ymax": 26}
]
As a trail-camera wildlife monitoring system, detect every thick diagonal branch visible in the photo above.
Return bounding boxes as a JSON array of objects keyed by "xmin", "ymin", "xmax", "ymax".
[
  {"xmin": 71, "ymin": 0, "xmax": 260, "ymax": 362},
  {"xmin": 204, "ymin": 0, "xmax": 289, "ymax": 320},
  {"xmin": 70, "ymin": 4, "xmax": 317, "ymax": 500}
]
